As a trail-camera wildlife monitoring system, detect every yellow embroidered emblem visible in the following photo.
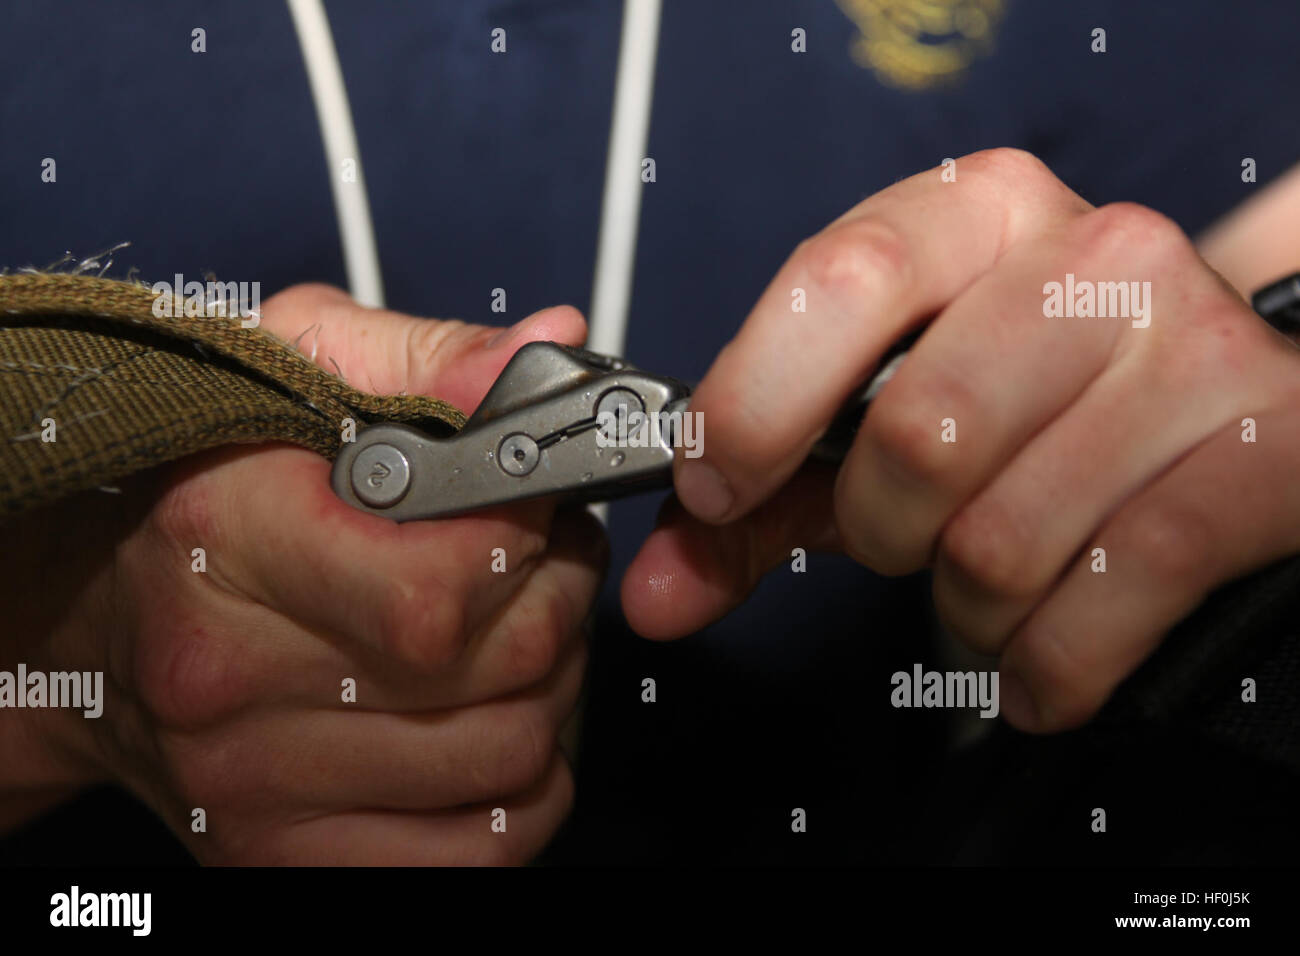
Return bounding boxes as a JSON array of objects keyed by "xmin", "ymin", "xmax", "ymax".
[{"xmin": 835, "ymin": 0, "xmax": 1005, "ymax": 89}]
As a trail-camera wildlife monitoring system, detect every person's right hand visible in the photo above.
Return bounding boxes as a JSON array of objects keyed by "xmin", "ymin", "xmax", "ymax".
[{"xmin": 0, "ymin": 284, "xmax": 605, "ymax": 864}]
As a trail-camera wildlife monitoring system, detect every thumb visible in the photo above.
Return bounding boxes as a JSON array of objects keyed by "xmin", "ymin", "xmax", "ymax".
[
  {"xmin": 621, "ymin": 465, "xmax": 842, "ymax": 639},
  {"xmin": 258, "ymin": 283, "xmax": 587, "ymax": 413}
]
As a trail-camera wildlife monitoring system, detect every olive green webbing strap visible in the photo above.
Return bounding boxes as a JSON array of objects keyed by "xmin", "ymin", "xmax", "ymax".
[{"xmin": 0, "ymin": 273, "xmax": 466, "ymax": 520}]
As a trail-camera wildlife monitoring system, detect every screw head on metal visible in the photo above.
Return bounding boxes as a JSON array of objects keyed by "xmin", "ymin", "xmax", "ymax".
[
  {"xmin": 351, "ymin": 443, "xmax": 411, "ymax": 508},
  {"xmin": 498, "ymin": 433, "xmax": 539, "ymax": 476},
  {"xmin": 596, "ymin": 387, "xmax": 644, "ymax": 421}
]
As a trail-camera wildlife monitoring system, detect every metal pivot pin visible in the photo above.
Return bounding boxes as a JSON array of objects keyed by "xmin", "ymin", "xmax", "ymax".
[
  {"xmin": 498, "ymin": 433, "xmax": 539, "ymax": 476},
  {"xmin": 596, "ymin": 387, "xmax": 644, "ymax": 420},
  {"xmin": 350, "ymin": 443, "xmax": 411, "ymax": 508}
]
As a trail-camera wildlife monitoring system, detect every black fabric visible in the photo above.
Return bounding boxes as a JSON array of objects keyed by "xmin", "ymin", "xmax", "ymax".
[{"xmin": 1104, "ymin": 554, "xmax": 1300, "ymax": 774}]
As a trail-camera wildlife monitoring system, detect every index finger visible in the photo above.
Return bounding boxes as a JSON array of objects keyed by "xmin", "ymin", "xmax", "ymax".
[{"xmin": 674, "ymin": 148, "xmax": 1090, "ymax": 524}]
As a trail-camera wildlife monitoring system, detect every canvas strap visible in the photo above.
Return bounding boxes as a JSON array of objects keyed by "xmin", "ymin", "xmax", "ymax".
[{"xmin": 0, "ymin": 273, "xmax": 465, "ymax": 519}]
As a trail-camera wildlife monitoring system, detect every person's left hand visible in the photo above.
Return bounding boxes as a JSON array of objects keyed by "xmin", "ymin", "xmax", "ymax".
[{"xmin": 621, "ymin": 148, "xmax": 1300, "ymax": 733}]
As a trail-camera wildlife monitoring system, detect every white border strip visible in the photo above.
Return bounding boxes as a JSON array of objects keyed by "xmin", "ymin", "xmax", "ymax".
[
  {"xmin": 587, "ymin": 0, "xmax": 663, "ymax": 356},
  {"xmin": 286, "ymin": 0, "xmax": 385, "ymax": 307}
]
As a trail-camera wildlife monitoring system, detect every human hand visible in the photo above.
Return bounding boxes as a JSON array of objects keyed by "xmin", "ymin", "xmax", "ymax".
[
  {"xmin": 0, "ymin": 284, "xmax": 605, "ymax": 864},
  {"xmin": 622, "ymin": 149, "xmax": 1300, "ymax": 733}
]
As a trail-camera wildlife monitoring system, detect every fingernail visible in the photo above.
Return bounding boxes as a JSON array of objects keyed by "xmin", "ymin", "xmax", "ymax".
[
  {"xmin": 998, "ymin": 668, "xmax": 1039, "ymax": 729},
  {"xmin": 676, "ymin": 460, "xmax": 734, "ymax": 521}
]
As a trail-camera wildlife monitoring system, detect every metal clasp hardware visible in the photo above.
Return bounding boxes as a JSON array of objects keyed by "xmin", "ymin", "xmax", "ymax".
[{"xmin": 331, "ymin": 342, "xmax": 692, "ymax": 521}]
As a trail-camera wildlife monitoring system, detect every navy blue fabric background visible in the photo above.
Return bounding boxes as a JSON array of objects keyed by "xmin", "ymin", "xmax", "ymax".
[{"xmin": 3, "ymin": 1, "xmax": 1300, "ymax": 863}]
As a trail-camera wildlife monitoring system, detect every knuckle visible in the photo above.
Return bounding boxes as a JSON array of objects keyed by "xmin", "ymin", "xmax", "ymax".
[
  {"xmin": 498, "ymin": 592, "xmax": 568, "ymax": 688},
  {"xmin": 1074, "ymin": 202, "xmax": 1190, "ymax": 267},
  {"xmin": 1095, "ymin": 202, "xmax": 1183, "ymax": 242},
  {"xmin": 964, "ymin": 147, "xmax": 1054, "ymax": 185},
  {"xmin": 152, "ymin": 480, "xmax": 217, "ymax": 547},
  {"xmin": 861, "ymin": 393, "xmax": 954, "ymax": 486},
  {"xmin": 135, "ymin": 622, "xmax": 246, "ymax": 731},
  {"xmin": 939, "ymin": 501, "xmax": 1034, "ymax": 599},
  {"xmin": 962, "ymin": 149, "xmax": 1084, "ymax": 220},
  {"xmin": 379, "ymin": 576, "xmax": 467, "ymax": 672},
  {"xmin": 798, "ymin": 219, "xmax": 912, "ymax": 307},
  {"xmin": 508, "ymin": 524, "xmax": 550, "ymax": 569}
]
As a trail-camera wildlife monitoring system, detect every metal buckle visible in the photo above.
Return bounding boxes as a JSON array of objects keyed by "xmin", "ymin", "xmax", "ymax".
[{"xmin": 331, "ymin": 342, "xmax": 692, "ymax": 521}]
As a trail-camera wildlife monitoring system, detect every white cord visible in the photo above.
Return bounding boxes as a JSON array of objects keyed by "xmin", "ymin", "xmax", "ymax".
[
  {"xmin": 587, "ymin": 0, "xmax": 663, "ymax": 525},
  {"xmin": 286, "ymin": 0, "xmax": 385, "ymax": 308},
  {"xmin": 588, "ymin": 0, "xmax": 663, "ymax": 357}
]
